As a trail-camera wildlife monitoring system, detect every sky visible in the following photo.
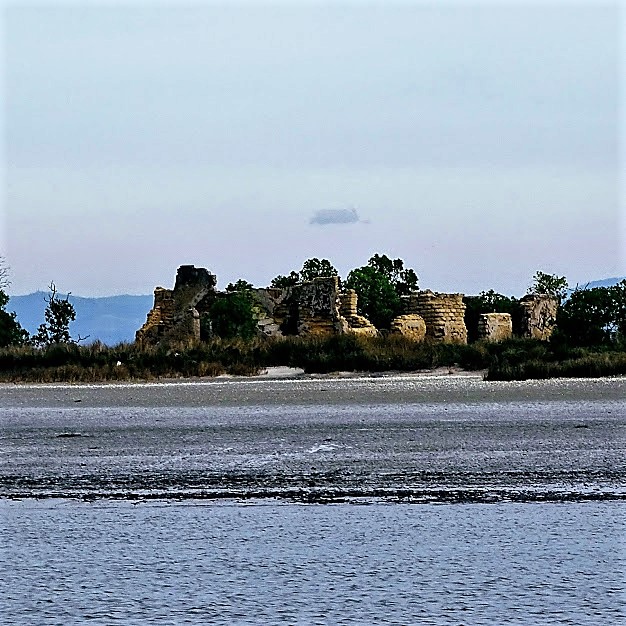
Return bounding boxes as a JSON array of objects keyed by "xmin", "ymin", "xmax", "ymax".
[{"xmin": 2, "ymin": 1, "xmax": 624, "ymax": 297}]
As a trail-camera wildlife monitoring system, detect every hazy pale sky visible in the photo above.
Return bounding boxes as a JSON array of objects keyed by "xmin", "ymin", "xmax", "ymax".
[{"xmin": 2, "ymin": 1, "xmax": 624, "ymax": 296}]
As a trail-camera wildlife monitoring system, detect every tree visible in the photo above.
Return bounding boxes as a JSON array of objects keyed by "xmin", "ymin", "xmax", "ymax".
[
  {"xmin": 367, "ymin": 254, "xmax": 419, "ymax": 296},
  {"xmin": 0, "ymin": 291, "xmax": 30, "ymax": 347},
  {"xmin": 344, "ymin": 254, "xmax": 419, "ymax": 329},
  {"xmin": 270, "ymin": 258, "xmax": 339, "ymax": 289},
  {"xmin": 299, "ymin": 258, "xmax": 338, "ymax": 282},
  {"xmin": 225, "ymin": 279, "xmax": 254, "ymax": 293},
  {"xmin": 345, "ymin": 265, "xmax": 401, "ymax": 329},
  {"xmin": 0, "ymin": 257, "xmax": 30, "ymax": 347},
  {"xmin": 207, "ymin": 280, "xmax": 257, "ymax": 340},
  {"xmin": 33, "ymin": 282, "xmax": 82, "ymax": 347},
  {"xmin": 555, "ymin": 280, "xmax": 626, "ymax": 347},
  {"xmin": 270, "ymin": 271, "xmax": 301, "ymax": 289},
  {"xmin": 528, "ymin": 271, "xmax": 568, "ymax": 304}
]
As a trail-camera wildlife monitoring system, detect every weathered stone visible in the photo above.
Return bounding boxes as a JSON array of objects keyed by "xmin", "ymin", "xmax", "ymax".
[
  {"xmin": 340, "ymin": 290, "xmax": 358, "ymax": 317},
  {"xmin": 137, "ymin": 267, "xmax": 377, "ymax": 345},
  {"xmin": 411, "ymin": 290, "xmax": 467, "ymax": 343},
  {"xmin": 519, "ymin": 294, "xmax": 558, "ymax": 340},
  {"xmin": 339, "ymin": 289, "xmax": 378, "ymax": 336},
  {"xmin": 389, "ymin": 314, "xmax": 426, "ymax": 341},
  {"xmin": 257, "ymin": 317, "xmax": 282, "ymax": 337},
  {"xmin": 478, "ymin": 313, "xmax": 512, "ymax": 342},
  {"xmin": 136, "ymin": 265, "xmax": 217, "ymax": 347},
  {"xmin": 297, "ymin": 277, "xmax": 343, "ymax": 335}
]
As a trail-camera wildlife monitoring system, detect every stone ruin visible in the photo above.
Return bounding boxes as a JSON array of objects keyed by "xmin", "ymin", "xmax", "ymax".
[
  {"xmin": 136, "ymin": 270, "xmax": 379, "ymax": 347},
  {"xmin": 518, "ymin": 294, "xmax": 558, "ymax": 341},
  {"xmin": 135, "ymin": 265, "xmax": 216, "ymax": 347},
  {"xmin": 471, "ymin": 295, "xmax": 558, "ymax": 342},
  {"xmin": 339, "ymin": 290, "xmax": 379, "ymax": 337},
  {"xmin": 402, "ymin": 291, "xmax": 468, "ymax": 344},
  {"xmin": 136, "ymin": 265, "xmax": 559, "ymax": 347},
  {"xmin": 251, "ymin": 277, "xmax": 377, "ymax": 338},
  {"xmin": 389, "ymin": 314, "xmax": 427, "ymax": 342},
  {"xmin": 477, "ymin": 313, "xmax": 513, "ymax": 342}
]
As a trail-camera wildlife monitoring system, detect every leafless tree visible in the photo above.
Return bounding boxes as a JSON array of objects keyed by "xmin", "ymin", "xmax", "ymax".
[{"xmin": 0, "ymin": 256, "xmax": 10, "ymax": 290}]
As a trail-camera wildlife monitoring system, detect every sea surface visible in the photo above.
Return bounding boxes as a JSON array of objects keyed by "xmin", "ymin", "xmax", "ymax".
[{"xmin": 1, "ymin": 374, "xmax": 625, "ymax": 624}]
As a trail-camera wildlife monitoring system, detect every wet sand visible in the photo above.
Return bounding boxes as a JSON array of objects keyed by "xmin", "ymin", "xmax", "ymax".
[
  {"xmin": 1, "ymin": 371, "xmax": 625, "ymax": 408},
  {"xmin": 1, "ymin": 375, "xmax": 625, "ymax": 502}
]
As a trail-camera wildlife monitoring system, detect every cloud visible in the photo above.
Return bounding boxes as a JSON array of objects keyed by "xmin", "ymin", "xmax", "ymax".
[{"xmin": 309, "ymin": 207, "xmax": 364, "ymax": 225}]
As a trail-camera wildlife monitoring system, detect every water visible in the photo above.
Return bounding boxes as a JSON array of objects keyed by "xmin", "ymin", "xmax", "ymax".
[
  {"xmin": 1, "ymin": 375, "xmax": 625, "ymax": 624},
  {"xmin": 1, "ymin": 500, "xmax": 624, "ymax": 625}
]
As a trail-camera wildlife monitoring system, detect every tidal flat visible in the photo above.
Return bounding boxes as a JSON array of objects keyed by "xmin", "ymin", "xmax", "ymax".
[
  {"xmin": 1, "ymin": 374, "xmax": 624, "ymax": 502},
  {"xmin": 2, "ymin": 375, "xmax": 625, "ymax": 625}
]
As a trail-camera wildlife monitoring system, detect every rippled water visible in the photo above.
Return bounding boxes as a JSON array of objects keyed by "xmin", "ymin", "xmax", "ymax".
[
  {"xmin": 1, "ymin": 376, "xmax": 625, "ymax": 624},
  {"xmin": 1, "ymin": 500, "xmax": 624, "ymax": 625}
]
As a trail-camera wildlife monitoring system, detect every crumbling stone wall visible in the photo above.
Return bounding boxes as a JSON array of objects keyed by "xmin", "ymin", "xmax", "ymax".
[
  {"xmin": 249, "ymin": 288, "xmax": 293, "ymax": 337},
  {"xmin": 136, "ymin": 265, "xmax": 216, "ymax": 347},
  {"xmin": 478, "ymin": 313, "xmax": 513, "ymax": 342},
  {"xmin": 251, "ymin": 283, "xmax": 377, "ymax": 337},
  {"xmin": 389, "ymin": 314, "xmax": 426, "ymax": 341},
  {"xmin": 519, "ymin": 294, "xmax": 558, "ymax": 340},
  {"xmin": 137, "ymin": 266, "xmax": 483, "ymax": 346},
  {"xmin": 407, "ymin": 290, "xmax": 467, "ymax": 343},
  {"xmin": 297, "ymin": 277, "xmax": 345, "ymax": 335},
  {"xmin": 339, "ymin": 290, "xmax": 378, "ymax": 336}
]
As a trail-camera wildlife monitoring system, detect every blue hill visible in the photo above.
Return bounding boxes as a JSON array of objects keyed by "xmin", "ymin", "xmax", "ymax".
[
  {"xmin": 8, "ymin": 292, "xmax": 153, "ymax": 346},
  {"xmin": 579, "ymin": 276, "xmax": 625, "ymax": 289}
]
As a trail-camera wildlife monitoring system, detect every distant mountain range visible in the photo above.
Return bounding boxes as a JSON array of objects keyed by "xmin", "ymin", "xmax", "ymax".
[
  {"xmin": 6, "ymin": 276, "xmax": 626, "ymax": 346},
  {"xmin": 577, "ymin": 276, "xmax": 625, "ymax": 289},
  {"xmin": 8, "ymin": 292, "xmax": 153, "ymax": 346}
]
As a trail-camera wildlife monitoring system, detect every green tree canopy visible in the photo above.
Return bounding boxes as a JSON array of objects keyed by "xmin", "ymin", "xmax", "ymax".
[
  {"xmin": 0, "ymin": 291, "xmax": 30, "ymax": 347},
  {"xmin": 225, "ymin": 279, "xmax": 254, "ymax": 293},
  {"xmin": 463, "ymin": 290, "xmax": 520, "ymax": 343},
  {"xmin": 33, "ymin": 283, "xmax": 81, "ymax": 347},
  {"xmin": 344, "ymin": 254, "xmax": 419, "ymax": 329},
  {"xmin": 300, "ymin": 258, "xmax": 338, "ymax": 282},
  {"xmin": 207, "ymin": 281, "xmax": 257, "ymax": 340},
  {"xmin": 367, "ymin": 254, "xmax": 419, "ymax": 296},
  {"xmin": 555, "ymin": 280, "xmax": 626, "ymax": 347},
  {"xmin": 270, "ymin": 258, "xmax": 339, "ymax": 288},
  {"xmin": 528, "ymin": 271, "xmax": 568, "ymax": 304},
  {"xmin": 270, "ymin": 271, "xmax": 301, "ymax": 289},
  {"xmin": 345, "ymin": 265, "xmax": 400, "ymax": 329}
]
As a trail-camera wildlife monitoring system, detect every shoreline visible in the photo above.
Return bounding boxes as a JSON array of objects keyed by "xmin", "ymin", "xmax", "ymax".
[
  {"xmin": 1, "ymin": 371, "xmax": 624, "ymax": 407},
  {"xmin": 0, "ymin": 365, "xmax": 487, "ymax": 387}
]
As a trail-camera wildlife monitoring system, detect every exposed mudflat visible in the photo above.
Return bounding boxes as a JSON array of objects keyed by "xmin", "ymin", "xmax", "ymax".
[{"xmin": 1, "ymin": 375, "xmax": 625, "ymax": 502}]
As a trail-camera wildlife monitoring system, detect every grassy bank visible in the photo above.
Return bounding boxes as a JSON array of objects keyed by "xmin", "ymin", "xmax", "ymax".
[
  {"xmin": 0, "ymin": 335, "xmax": 624, "ymax": 383},
  {"xmin": 485, "ymin": 350, "xmax": 626, "ymax": 380},
  {"xmin": 0, "ymin": 335, "xmax": 486, "ymax": 383}
]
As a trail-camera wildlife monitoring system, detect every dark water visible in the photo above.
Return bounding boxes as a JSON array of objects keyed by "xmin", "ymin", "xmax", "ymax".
[{"xmin": 1, "ymin": 376, "xmax": 625, "ymax": 624}]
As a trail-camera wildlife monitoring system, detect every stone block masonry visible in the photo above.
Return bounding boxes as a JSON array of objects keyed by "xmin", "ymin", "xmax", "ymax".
[
  {"xmin": 478, "ymin": 313, "xmax": 513, "ymax": 342},
  {"xmin": 389, "ymin": 314, "xmax": 427, "ymax": 341},
  {"xmin": 519, "ymin": 294, "xmax": 558, "ymax": 341},
  {"xmin": 409, "ymin": 290, "xmax": 467, "ymax": 344},
  {"xmin": 136, "ymin": 266, "xmax": 525, "ymax": 347},
  {"xmin": 296, "ymin": 276, "xmax": 345, "ymax": 336},
  {"xmin": 136, "ymin": 265, "xmax": 217, "ymax": 347},
  {"xmin": 339, "ymin": 290, "xmax": 378, "ymax": 336}
]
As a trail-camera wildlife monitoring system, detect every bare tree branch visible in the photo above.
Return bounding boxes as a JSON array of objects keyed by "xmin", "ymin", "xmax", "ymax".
[{"xmin": 0, "ymin": 256, "xmax": 10, "ymax": 290}]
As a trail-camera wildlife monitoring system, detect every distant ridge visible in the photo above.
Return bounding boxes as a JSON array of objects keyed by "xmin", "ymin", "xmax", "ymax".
[
  {"xmin": 573, "ymin": 276, "xmax": 626, "ymax": 290},
  {"xmin": 8, "ymin": 293, "xmax": 153, "ymax": 346}
]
